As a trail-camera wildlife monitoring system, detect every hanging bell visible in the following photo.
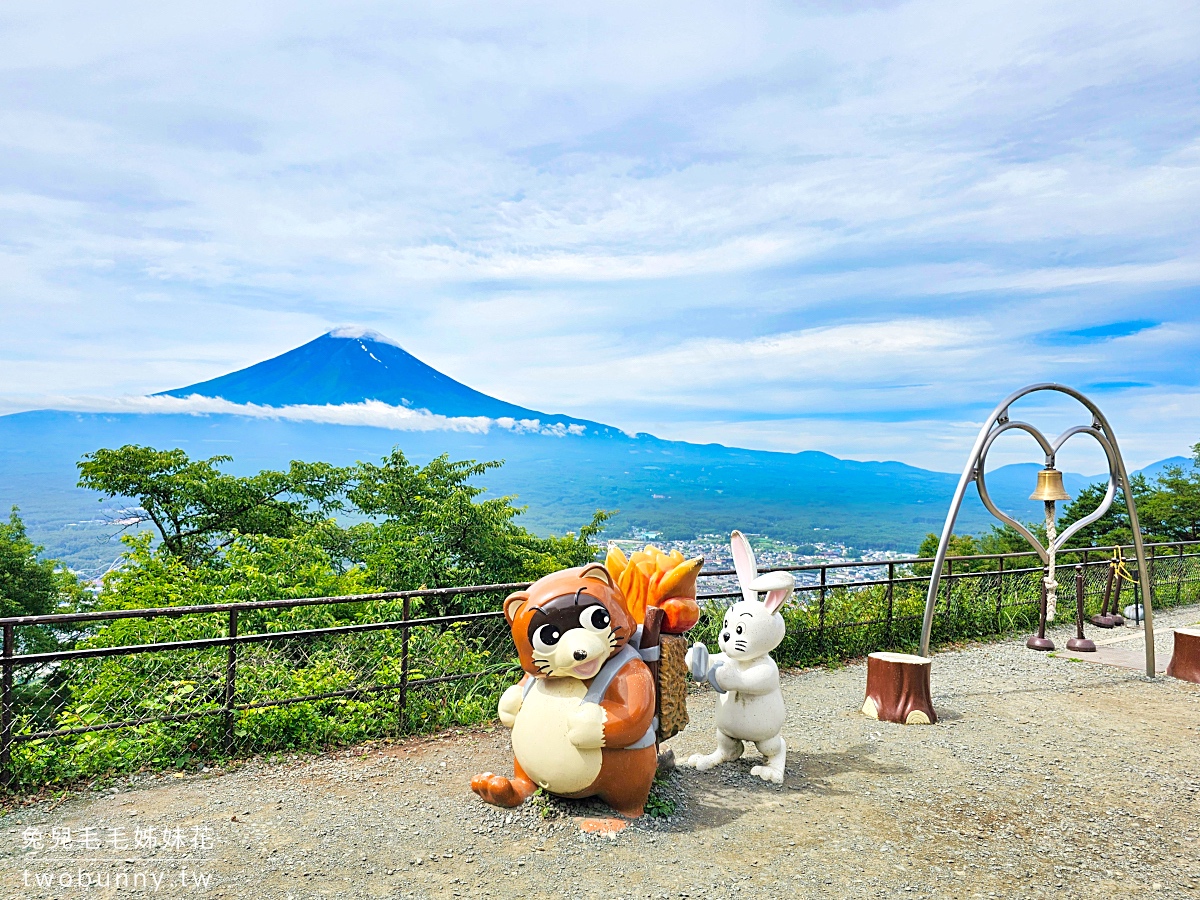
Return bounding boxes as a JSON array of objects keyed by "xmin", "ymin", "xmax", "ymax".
[{"xmin": 1029, "ymin": 467, "xmax": 1071, "ymax": 502}]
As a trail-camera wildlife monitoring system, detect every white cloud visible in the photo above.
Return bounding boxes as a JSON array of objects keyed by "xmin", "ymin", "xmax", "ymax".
[
  {"xmin": 640, "ymin": 387, "xmax": 1200, "ymax": 474},
  {"xmin": 0, "ymin": 0, "xmax": 1198, "ymax": 470},
  {"xmin": 484, "ymin": 314, "xmax": 1200, "ymax": 415},
  {"xmin": 39, "ymin": 394, "xmax": 587, "ymax": 438}
]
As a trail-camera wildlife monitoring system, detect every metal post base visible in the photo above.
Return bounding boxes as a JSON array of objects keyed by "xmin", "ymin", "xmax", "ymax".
[
  {"xmin": 1090, "ymin": 614, "xmax": 1116, "ymax": 628},
  {"xmin": 1026, "ymin": 635, "xmax": 1055, "ymax": 651},
  {"xmin": 1066, "ymin": 636, "xmax": 1097, "ymax": 652}
]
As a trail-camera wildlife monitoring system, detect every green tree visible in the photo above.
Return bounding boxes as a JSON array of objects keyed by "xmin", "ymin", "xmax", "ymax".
[
  {"xmin": 917, "ymin": 531, "xmax": 980, "ymax": 562},
  {"xmin": 78, "ymin": 445, "xmax": 606, "ymax": 598},
  {"xmin": 915, "ymin": 523, "xmax": 1047, "ymax": 575},
  {"xmin": 1056, "ymin": 474, "xmax": 1153, "ymax": 548},
  {"xmin": 919, "ymin": 530, "xmax": 1004, "ymax": 573},
  {"xmin": 978, "ymin": 522, "xmax": 1046, "ymax": 555},
  {"xmin": 1140, "ymin": 443, "xmax": 1200, "ymax": 542},
  {"xmin": 0, "ymin": 507, "xmax": 88, "ymax": 653},
  {"xmin": 346, "ymin": 450, "xmax": 605, "ymax": 594},
  {"xmin": 78, "ymin": 446, "xmax": 351, "ymax": 565},
  {"xmin": 96, "ymin": 530, "xmax": 375, "ymax": 613}
]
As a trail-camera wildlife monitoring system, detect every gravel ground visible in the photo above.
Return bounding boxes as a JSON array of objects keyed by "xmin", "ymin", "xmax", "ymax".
[{"xmin": 3, "ymin": 604, "xmax": 1199, "ymax": 899}]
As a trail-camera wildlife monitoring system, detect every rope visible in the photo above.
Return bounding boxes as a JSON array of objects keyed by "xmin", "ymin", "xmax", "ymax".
[
  {"xmin": 1044, "ymin": 500, "xmax": 1059, "ymax": 621},
  {"xmin": 1109, "ymin": 547, "xmax": 1135, "ymax": 585}
]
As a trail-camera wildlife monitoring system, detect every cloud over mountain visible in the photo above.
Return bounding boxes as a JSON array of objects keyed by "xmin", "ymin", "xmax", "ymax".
[
  {"xmin": 157, "ymin": 328, "xmax": 599, "ymax": 428},
  {"xmin": 50, "ymin": 394, "xmax": 587, "ymax": 437}
]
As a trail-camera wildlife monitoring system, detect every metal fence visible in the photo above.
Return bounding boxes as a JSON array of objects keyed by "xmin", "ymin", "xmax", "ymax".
[{"xmin": 2, "ymin": 540, "xmax": 1198, "ymax": 790}]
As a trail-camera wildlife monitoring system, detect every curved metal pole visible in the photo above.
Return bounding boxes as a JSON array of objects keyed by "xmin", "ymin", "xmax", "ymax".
[
  {"xmin": 917, "ymin": 405, "xmax": 1007, "ymax": 658},
  {"xmin": 918, "ymin": 383, "xmax": 1155, "ymax": 676},
  {"xmin": 1038, "ymin": 386, "xmax": 1155, "ymax": 676},
  {"xmin": 1050, "ymin": 427, "xmax": 1118, "ymax": 550},
  {"xmin": 975, "ymin": 422, "xmax": 1053, "ymax": 564},
  {"xmin": 1094, "ymin": 417, "xmax": 1156, "ymax": 676}
]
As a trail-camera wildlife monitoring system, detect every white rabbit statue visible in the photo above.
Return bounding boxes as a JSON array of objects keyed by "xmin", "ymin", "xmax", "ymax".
[{"xmin": 684, "ymin": 530, "xmax": 792, "ymax": 784}]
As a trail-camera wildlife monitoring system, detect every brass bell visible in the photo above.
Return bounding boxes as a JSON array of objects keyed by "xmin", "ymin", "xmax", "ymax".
[{"xmin": 1030, "ymin": 467, "xmax": 1071, "ymax": 502}]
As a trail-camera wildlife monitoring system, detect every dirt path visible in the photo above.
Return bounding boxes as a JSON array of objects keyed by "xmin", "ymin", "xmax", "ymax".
[{"xmin": 4, "ymin": 606, "xmax": 1199, "ymax": 899}]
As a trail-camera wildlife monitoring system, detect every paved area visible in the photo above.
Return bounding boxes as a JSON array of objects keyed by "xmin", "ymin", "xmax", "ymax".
[
  {"xmin": 2, "ymin": 605, "xmax": 1199, "ymax": 899},
  {"xmin": 1054, "ymin": 617, "xmax": 1170, "ymax": 671}
]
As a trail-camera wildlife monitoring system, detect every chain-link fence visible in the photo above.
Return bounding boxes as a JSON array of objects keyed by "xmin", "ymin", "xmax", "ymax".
[
  {"xmin": 0, "ymin": 586, "xmax": 523, "ymax": 790},
  {"xmin": 687, "ymin": 543, "xmax": 1200, "ymax": 666},
  {"xmin": 2, "ymin": 542, "xmax": 1198, "ymax": 791}
]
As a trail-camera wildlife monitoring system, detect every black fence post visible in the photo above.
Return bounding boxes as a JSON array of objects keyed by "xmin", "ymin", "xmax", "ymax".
[
  {"xmin": 223, "ymin": 608, "xmax": 238, "ymax": 756},
  {"xmin": 1179, "ymin": 544, "xmax": 1185, "ymax": 604},
  {"xmin": 818, "ymin": 566, "xmax": 827, "ymax": 651},
  {"xmin": 884, "ymin": 562, "xmax": 894, "ymax": 645},
  {"xmin": 1081, "ymin": 549, "xmax": 1090, "ymax": 613},
  {"xmin": 1148, "ymin": 544, "xmax": 1156, "ymax": 613},
  {"xmin": 1127, "ymin": 544, "xmax": 1141, "ymax": 623},
  {"xmin": 1, "ymin": 623, "xmax": 13, "ymax": 790},
  {"xmin": 944, "ymin": 559, "xmax": 954, "ymax": 624},
  {"xmin": 399, "ymin": 596, "xmax": 411, "ymax": 734},
  {"xmin": 995, "ymin": 556, "xmax": 1005, "ymax": 621}
]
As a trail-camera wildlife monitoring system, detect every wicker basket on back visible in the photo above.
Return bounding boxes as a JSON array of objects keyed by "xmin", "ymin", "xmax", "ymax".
[{"xmin": 604, "ymin": 545, "xmax": 704, "ymax": 748}]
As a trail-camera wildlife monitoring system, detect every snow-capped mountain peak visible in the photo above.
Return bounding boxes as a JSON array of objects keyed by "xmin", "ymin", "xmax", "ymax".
[
  {"xmin": 157, "ymin": 329, "xmax": 596, "ymax": 427},
  {"xmin": 327, "ymin": 325, "xmax": 405, "ymax": 348}
]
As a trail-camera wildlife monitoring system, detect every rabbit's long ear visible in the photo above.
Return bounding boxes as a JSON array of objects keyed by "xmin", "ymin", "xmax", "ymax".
[
  {"xmin": 730, "ymin": 530, "xmax": 758, "ymax": 604},
  {"xmin": 763, "ymin": 588, "xmax": 789, "ymax": 615}
]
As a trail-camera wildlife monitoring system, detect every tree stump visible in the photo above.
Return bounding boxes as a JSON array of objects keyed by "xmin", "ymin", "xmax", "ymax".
[
  {"xmin": 861, "ymin": 652, "xmax": 937, "ymax": 725},
  {"xmin": 1166, "ymin": 628, "xmax": 1200, "ymax": 684}
]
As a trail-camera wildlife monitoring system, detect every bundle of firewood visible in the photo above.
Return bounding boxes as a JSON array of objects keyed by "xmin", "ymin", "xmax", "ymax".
[
  {"xmin": 606, "ymin": 544, "xmax": 704, "ymax": 742},
  {"xmin": 605, "ymin": 544, "xmax": 702, "ymax": 632}
]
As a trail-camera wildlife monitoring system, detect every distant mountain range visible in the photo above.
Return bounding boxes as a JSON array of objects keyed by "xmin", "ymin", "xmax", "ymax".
[{"xmin": 0, "ymin": 328, "xmax": 1186, "ymax": 575}]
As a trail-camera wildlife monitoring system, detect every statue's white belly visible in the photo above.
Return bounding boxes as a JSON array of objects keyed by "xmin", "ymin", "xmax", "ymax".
[
  {"xmin": 511, "ymin": 678, "xmax": 602, "ymax": 794},
  {"xmin": 715, "ymin": 660, "xmax": 785, "ymax": 743}
]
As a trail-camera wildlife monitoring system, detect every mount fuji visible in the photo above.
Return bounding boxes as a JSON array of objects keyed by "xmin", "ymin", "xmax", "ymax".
[
  {"xmin": 159, "ymin": 327, "xmax": 604, "ymax": 432},
  {"xmin": 0, "ymin": 327, "xmax": 1169, "ymax": 574}
]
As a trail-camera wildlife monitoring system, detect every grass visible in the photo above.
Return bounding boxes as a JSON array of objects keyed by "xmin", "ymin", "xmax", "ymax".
[{"xmin": 645, "ymin": 773, "xmax": 678, "ymax": 818}]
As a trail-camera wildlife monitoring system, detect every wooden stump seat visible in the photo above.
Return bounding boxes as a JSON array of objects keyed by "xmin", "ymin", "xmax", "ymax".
[
  {"xmin": 861, "ymin": 652, "xmax": 937, "ymax": 726},
  {"xmin": 1166, "ymin": 628, "xmax": 1200, "ymax": 684}
]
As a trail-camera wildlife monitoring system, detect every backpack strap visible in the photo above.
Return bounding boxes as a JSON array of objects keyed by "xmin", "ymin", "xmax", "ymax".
[
  {"xmin": 582, "ymin": 643, "xmax": 657, "ymax": 750},
  {"xmin": 626, "ymin": 716, "xmax": 659, "ymax": 749},
  {"xmin": 519, "ymin": 638, "xmax": 659, "ymax": 750},
  {"xmin": 582, "ymin": 644, "xmax": 640, "ymax": 704},
  {"xmin": 631, "ymin": 624, "xmax": 660, "ymax": 661}
]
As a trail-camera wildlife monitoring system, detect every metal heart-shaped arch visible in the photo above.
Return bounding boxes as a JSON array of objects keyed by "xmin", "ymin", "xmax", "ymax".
[
  {"xmin": 920, "ymin": 381, "xmax": 1157, "ymax": 675},
  {"xmin": 974, "ymin": 420, "xmax": 1119, "ymax": 564}
]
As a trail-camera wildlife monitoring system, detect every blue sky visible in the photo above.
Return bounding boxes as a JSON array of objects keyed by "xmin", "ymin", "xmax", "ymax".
[{"xmin": 1, "ymin": 1, "xmax": 1198, "ymax": 471}]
